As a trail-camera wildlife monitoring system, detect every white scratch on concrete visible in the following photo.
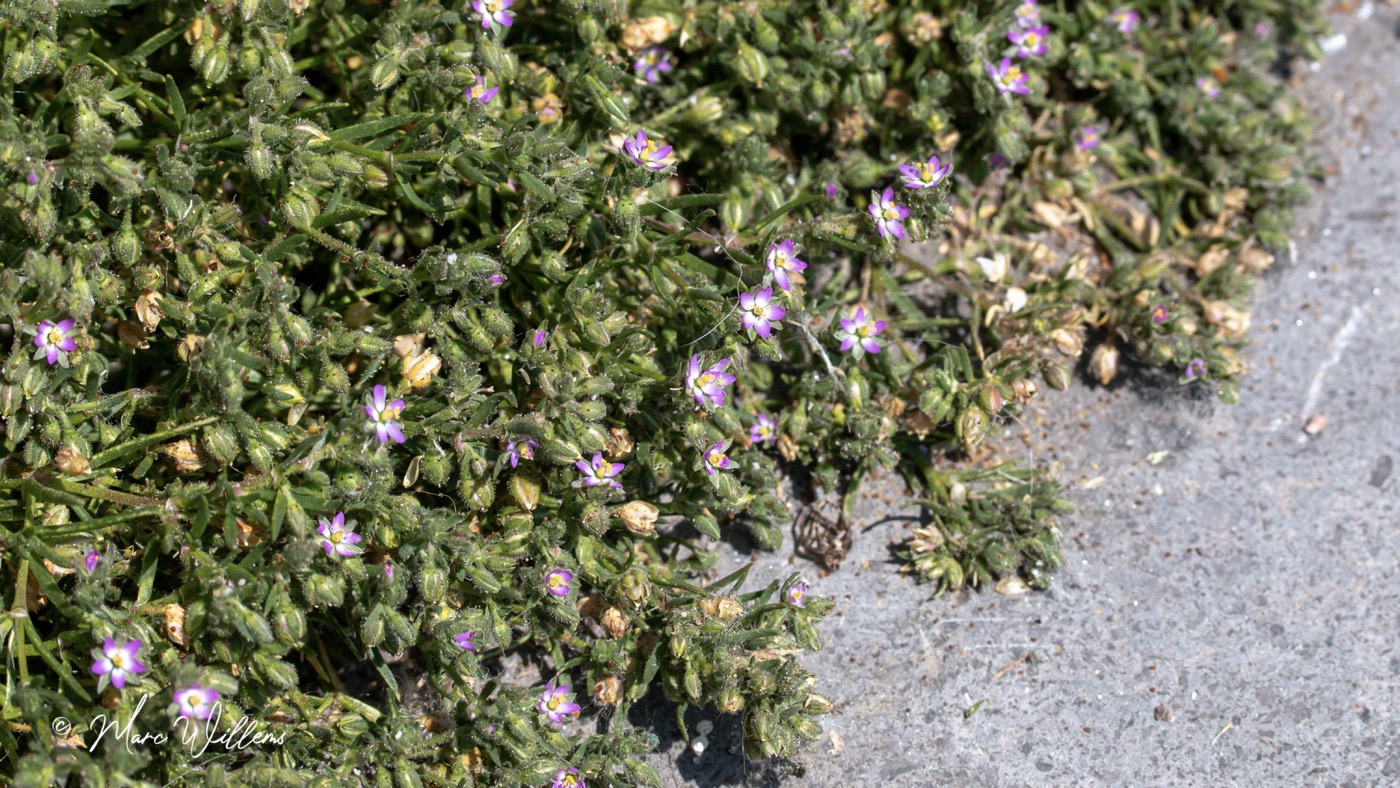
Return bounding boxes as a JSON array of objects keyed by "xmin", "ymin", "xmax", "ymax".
[{"xmin": 1299, "ymin": 304, "xmax": 1365, "ymax": 442}]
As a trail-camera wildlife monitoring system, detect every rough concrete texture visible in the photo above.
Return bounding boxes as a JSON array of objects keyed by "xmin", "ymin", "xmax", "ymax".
[{"xmin": 639, "ymin": 6, "xmax": 1400, "ymax": 786}]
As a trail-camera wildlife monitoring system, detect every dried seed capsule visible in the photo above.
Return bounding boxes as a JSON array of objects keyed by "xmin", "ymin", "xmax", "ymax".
[{"xmin": 1089, "ymin": 343, "xmax": 1120, "ymax": 386}]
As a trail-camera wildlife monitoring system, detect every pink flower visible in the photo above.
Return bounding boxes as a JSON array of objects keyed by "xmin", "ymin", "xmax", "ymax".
[
  {"xmin": 825, "ymin": 183, "xmax": 839, "ymax": 199},
  {"xmin": 505, "ymin": 436, "xmax": 541, "ymax": 468},
  {"xmin": 1014, "ymin": 0, "xmax": 1041, "ymax": 28},
  {"xmin": 749, "ymin": 413, "xmax": 777, "ymax": 445},
  {"xmin": 739, "ymin": 287, "xmax": 786, "ymax": 339},
  {"xmin": 364, "ymin": 384, "xmax": 407, "ymax": 444},
  {"xmin": 703, "ymin": 440, "xmax": 733, "ymax": 476},
  {"xmin": 766, "ymin": 240, "xmax": 807, "ymax": 291},
  {"xmin": 466, "ymin": 75, "xmax": 499, "ymax": 103},
  {"xmin": 553, "ymin": 768, "xmax": 586, "ymax": 788},
  {"xmin": 1008, "ymin": 25, "xmax": 1049, "ymax": 58},
  {"xmin": 172, "ymin": 684, "xmax": 220, "ymax": 720},
  {"xmin": 633, "ymin": 47, "xmax": 674, "ymax": 84},
  {"xmin": 538, "ymin": 680, "xmax": 581, "ymax": 724},
  {"xmin": 684, "ymin": 355, "xmax": 736, "ymax": 408},
  {"xmin": 574, "ymin": 453, "xmax": 624, "ymax": 490},
  {"xmin": 454, "ymin": 631, "xmax": 476, "ymax": 650},
  {"xmin": 1197, "ymin": 77, "xmax": 1221, "ymax": 98},
  {"xmin": 471, "ymin": 0, "xmax": 514, "ymax": 31},
  {"xmin": 987, "ymin": 57, "xmax": 1030, "ymax": 95},
  {"xmin": 83, "ymin": 550, "xmax": 101, "ymax": 574},
  {"xmin": 533, "ymin": 329, "xmax": 548, "ymax": 347},
  {"xmin": 32, "ymin": 318, "xmax": 77, "ymax": 367},
  {"xmin": 317, "ymin": 512, "xmax": 364, "ymax": 558},
  {"xmin": 90, "ymin": 638, "xmax": 147, "ymax": 691},
  {"xmin": 868, "ymin": 188, "xmax": 909, "ymax": 240},
  {"xmin": 786, "ymin": 582, "xmax": 809, "ymax": 607},
  {"xmin": 545, "ymin": 568, "xmax": 574, "ymax": 597},
  {"xmin": 899, "ymin": 155, "xmax": 953, "ymax": 189},
  {"xmin": 1151, "ymin": 304, "xmax": 1169, "ymax": 324},
  {"xmin": 621, "ymin": 129, "xmax": 672, "ymax": 171},
  {"xmin": 1111, "ymin": 8, "xmax": 1141, "ymax": 34},
  {"xmin": 835, "ymin": 307, "xmax": 886, "ymax": 357},
  {"xmin": 1077, "ymin": 126, "xmax": 1101, "ymax": 152}
]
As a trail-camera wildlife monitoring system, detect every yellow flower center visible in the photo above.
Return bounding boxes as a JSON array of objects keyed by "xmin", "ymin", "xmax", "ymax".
[
  {"xmin": 472, "ymin": 84, "xmax": 485, "ymax": 98},
  {"xmin": 562, "ymin": 777, "xmax": 580, "ymax": 788},
  {"xmin": 112, "ymin": 653, "xmax": 126, "ymax": 670},
  {"xmin": 697, "ymin": 373, "xmax": 715, "ymax": 387},
  {"xmin": 329, "ymin": 531, "xmax": 343, "ymax": 543},
  {"xmin": 643, "ymin": 140, "xmax": 658, "ymax": 158},
  {"xmin": 918, "ymin": 163, "xmax": 933, "ymax": 181},
  {"xmin": 791, "ymin": 588, "xmax": 805, "ymax": 601},
  {"xmin": 483, "ymin": 0, "xmax": 502, "ymax": 11},
  {"xmin": 47, "ymin": 329, "xmax": 64, "ymax": 344},
  {"xmin": 882, "ymin": 207, "xmax": 900, "ymax": 220},
  {"xmin": 1025, "ymin": 33, "xmax": 1040, "ymax": 47},
  {"xmin": 757, "ymin": 426, "xmax": 771, "ymax": 439},
  {"xmin": 708, "ymin": 451, "xmax": 727, "ymax": 466},
  {"xmin": 519, "ymin": 444, "xmax": 533, "ymax": 459},
  {"xmin": 546, "ymin": 694, "xmax": 562, "ymax": 710},
  {"xmin": 858, "ymin": 323, "xmax": 876, "ymax": 337},
  {"xmin": 596, "ymin": 459, "xmax": 613, "ymax": 476},
  {"xmin": 1007, "ymin": 66, "xmax": 1023, "ymax": 82},
  {"xmin": 752, "ymin": 304, "xmax": 769, "ymax": 318},
  {"xmin": 548, "ymin": 575, "xmax": 564, "ymax": 589}
]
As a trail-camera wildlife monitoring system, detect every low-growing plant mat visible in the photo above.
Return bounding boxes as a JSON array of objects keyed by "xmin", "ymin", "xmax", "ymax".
[
  {"xmin": 0, "ymin": 0, "xmax": 1332, "ymax": 785},
  {"xmin": 640, "ymin": 8, "xmax": 1399, "ymax": 783}
]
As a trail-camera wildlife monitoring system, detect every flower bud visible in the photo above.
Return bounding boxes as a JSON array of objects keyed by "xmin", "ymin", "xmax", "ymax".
[
  {"xmin": 681, "ymin": 95, "xmax": 727, "ymax": 126},
  {"xmin": 201, "ymin": 37, "xmax": 231, "ymax": 85},
  {"xmin": 268, "ymin": 382, "xmax": 305, "ymax": 408},
  {"xmin": 508, "ymin": 472, "xmax": 540, "ymax": 511},
  {"xmin": 979, "ymin": 385, "xmax": 1004, "ymax": 415},
  {"xmin": 1089, "ymin": 343, "xmax": 1120, "ymax": 386},
  {"xmin": 619, "ymin": 568, "xmax": 651, "ymax": 606},
  {"xmin": 736, "ymin": 42, "xmax": 769, "ymax": 86},
  {"xmin": 956, "ymin": 406, "xmax": 987, "ymax": 450},
  {"xmin": 370, "ymin": 57, "xmax": 401, "ymax": 91},
  {"xmin": 420, "ymin": 566, "xmax": 447, "ymax": 603},
  {"xmin": 1043, "ymin": 362, "xmax": 1072, "ymax": 391},
  {"xmin": 247, "ymin": 143, "xmax": 276, "ymax": 180},
  {"xmin": 803, "ymin": 692, "xmax": 834, "ymax": 714},
  {"xmin": 113, "ymin": 219, "xmax": 140, "ymax": 267},
  {"xmin": 717, "ymin": 685, "xmax": 745, "ymax": 713},
  {"xmin": 668, "ymin": 633, "xmax": 689, "ymax": 658}
]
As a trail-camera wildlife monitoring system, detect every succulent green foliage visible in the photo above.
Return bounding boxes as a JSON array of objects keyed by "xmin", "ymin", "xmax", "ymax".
[{"xmin": 0, "ymin": 0, "xmax": 1321, "ymax": 783}]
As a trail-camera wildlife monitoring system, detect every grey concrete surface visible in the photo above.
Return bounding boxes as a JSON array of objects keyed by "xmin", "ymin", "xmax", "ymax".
[{"xmin": 641, "ymin": 7, "xmax": 1400, "ymax": 786}]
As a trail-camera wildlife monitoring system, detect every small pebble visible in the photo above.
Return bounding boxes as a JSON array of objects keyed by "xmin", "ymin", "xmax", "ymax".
[
  {"xmin": 1154, "ymin": 704, "xmax": 1174, "ymax": 723},
  {"xmin": 1303, "ymin": 414, "xmax": 1328, "ymax": 436}
]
